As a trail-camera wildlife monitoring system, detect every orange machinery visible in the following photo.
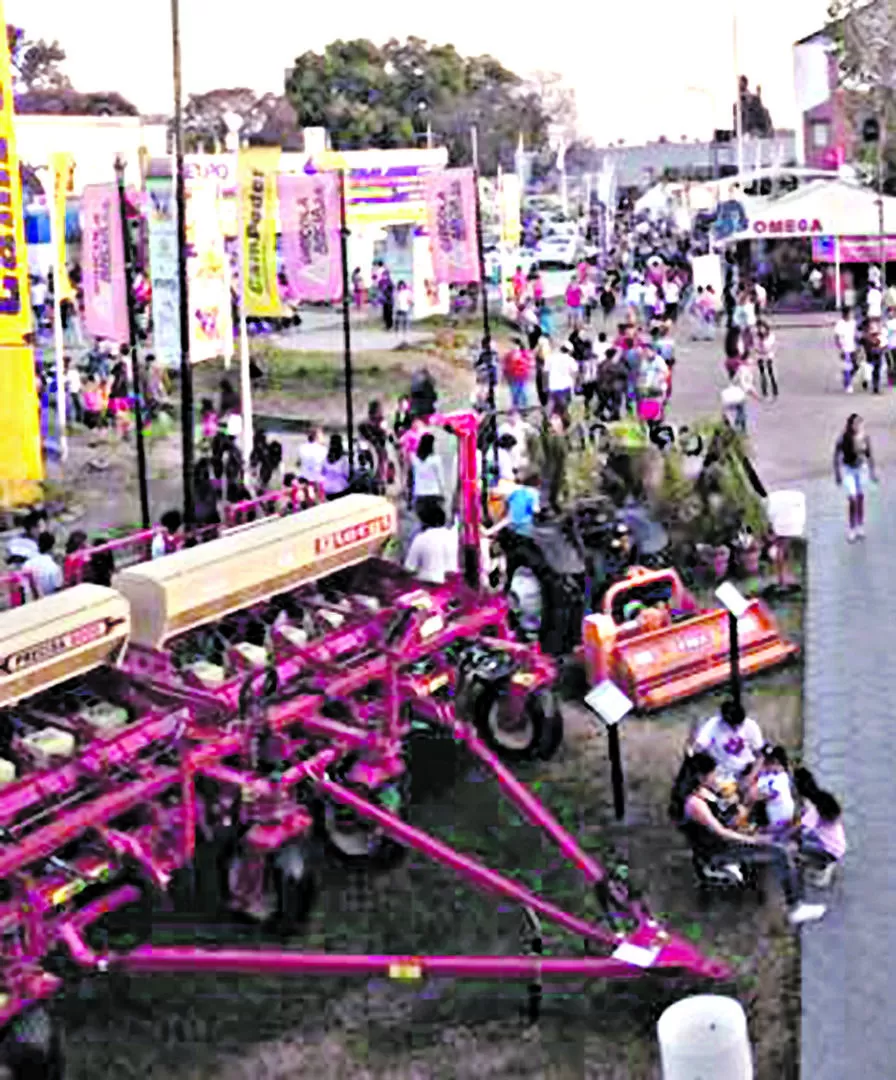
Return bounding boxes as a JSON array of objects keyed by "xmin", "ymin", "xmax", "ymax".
[{"xmin": 582, "ymin": 567, "xmax": 798, "ymax": 711}]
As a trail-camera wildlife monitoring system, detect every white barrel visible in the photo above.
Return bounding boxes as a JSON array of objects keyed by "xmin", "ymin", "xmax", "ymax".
[{"xmin": 657, "ymin": 995, "xmax": 753, "ymax": 1080}]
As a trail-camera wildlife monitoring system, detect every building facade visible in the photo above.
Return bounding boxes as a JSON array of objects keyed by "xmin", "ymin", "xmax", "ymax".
[{"xmin": 793, "ymin": 28, "xmax": 852, "ymax": 170}]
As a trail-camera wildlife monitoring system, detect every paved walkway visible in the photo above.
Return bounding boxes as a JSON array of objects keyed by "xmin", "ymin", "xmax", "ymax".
[{"xmin": 802, "ymin": 472, "xmax": 893, "ymax": 1078}]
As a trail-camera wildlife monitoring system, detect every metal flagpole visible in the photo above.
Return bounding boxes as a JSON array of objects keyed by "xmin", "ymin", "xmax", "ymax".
[
  {"xmin": 338, "ymin": 170, "xmax": 355, "ymax": 477},
  {"xmin": 171, "ymin": 0, "xmax": 195, "ymax": 528},
  {"xmin": 47, "ymin": 173, "xmax": 67, "ymax": 462},
  {"xmin": 733, "ymin": 8, "xmax": 744, "ymax": 181},
  {"xmin": 235, "ymin": 160, "xmax": 253, "ymax": 468},
  {"xmin": 114, "ymin": 157, "xmax": 151, "ymax": 530}
]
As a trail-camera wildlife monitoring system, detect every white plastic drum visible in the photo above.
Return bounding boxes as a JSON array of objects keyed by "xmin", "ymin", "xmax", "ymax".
[
  {"xmin": 766, "ymin": 490, "xmax": 806, "ymax": 540},
  {"xmin": 657, "ymin": 995, "xmax": 753, "ymax": 1080}
]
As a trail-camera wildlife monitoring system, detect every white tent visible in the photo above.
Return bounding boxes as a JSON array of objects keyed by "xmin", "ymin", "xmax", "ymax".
[{"xmin": 722, "ymin": 179, "xmax": 896, "ymax": 242}]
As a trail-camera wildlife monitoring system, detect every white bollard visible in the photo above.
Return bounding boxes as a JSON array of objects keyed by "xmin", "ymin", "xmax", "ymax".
[{"xmin": 657, "ymin": 995, "xmax": 753, "ymax": 1080}]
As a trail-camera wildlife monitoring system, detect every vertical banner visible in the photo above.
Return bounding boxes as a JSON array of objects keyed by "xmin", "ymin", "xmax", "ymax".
[
  {"xmin": 277, "ymin": 172, "xmax": 342, "ymax": 301},
  {"xmin": 423, "ymin": 167, "xmax": 481, "ymax": 285},
  {"xmin": 185, "ymin": 176, "xmax": 234, "ymax": 364},
  {"xmin": 48, "ymin": 152, "xmax": 75, "ymax": 301},
  {"xmin": 81, "ymin": 184, "xmax": 129, "ymax": 344},
  {"xmin": 0, "ymin": 0, "xmax": 43, "ymax": 502},
  {"xmin": 145, "ymin": 176, "xmax": 182, "ymax": 368},
  {"xmin": 238, "ymin": 147, "xmax": 282, "ymax": 316}
]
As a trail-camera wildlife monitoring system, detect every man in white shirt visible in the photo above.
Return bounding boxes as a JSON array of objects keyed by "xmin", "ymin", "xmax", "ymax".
[
  {"xmin": 867, "ymin": 282, "xmax": 883, "ymax": 320},
  {"xmin": 6, "ymin": 510, "xmax": 46, "ymax": 566},
  {"xmin": 24, "ymin": 533, "xmax": 63, "ymax": 598},
  {"xmin": 546, "ymin": 344, "xmax": 579, "ymax": 412},
  {"xmin": 404, "ymin": 504, "xmax": 457, "ymax": 585},
  {"xmin": 691, "ymin": 698, "xmax": 764, "ymax": 785},
  {"xmin": 30, "ymin": 276, "xmax": 48, "ymax": 327},
  {"xmin": 297, "ymin": 428, "xmax": 327, "ymax": 487},
  {"xmin": 834, "ymin": 307, "xmax": 858, "ymax": 392}
]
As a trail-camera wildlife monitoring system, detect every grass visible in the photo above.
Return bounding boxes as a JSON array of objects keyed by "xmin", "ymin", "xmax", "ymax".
[{"xmin": 56, "ymin": 580, "xmax": 804, "ymax": 1079}]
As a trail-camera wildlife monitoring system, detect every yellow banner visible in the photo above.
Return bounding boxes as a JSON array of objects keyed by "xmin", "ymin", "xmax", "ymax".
[
  {"xmin": 49, "ymin": 152, "xmax": 75, "ymax": 301},
  {"xmin": 0, "ymin": 0, "xmax": 42, "ymax": 504},
  {"xmin": 238, "ymin": 147, "xmax": 282, "ymax": 317}
]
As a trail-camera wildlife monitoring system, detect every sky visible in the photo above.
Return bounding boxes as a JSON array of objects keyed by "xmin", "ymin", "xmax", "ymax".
[{"xmin": 8, "ymin": 0, "xmax": 832, "ymax": 146}]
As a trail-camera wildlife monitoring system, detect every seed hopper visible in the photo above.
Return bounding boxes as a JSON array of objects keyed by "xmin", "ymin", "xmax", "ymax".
[{"xmin": 0, "ymin": 415, "xmax": 730, "ymax": 1076}]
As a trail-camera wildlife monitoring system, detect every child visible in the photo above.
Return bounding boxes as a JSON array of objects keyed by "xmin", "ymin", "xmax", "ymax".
[
  {"xmin": 755, "ymin": 320, "xmax": 779, "ymax": 399},
  {"xmin": 200, "ymin": 399, "xmax": 219, "ymax": 443},
  {"xmin": 753, "ymin": 745, "xmax": 797, "ymax": 837},
  {"xmin": 82, "ymin": 377, "xmax": 103, "ymax": 431},
  {"xmin": 794, "ymin": 766, "xmax": 847, "ymax": 876}
]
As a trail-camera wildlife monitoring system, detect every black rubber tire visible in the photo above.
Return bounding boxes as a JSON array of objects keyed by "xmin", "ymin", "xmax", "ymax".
[
  {"xmin": 317, "ymin": 765, "xmax": 409, "ymax": 871},
  {"xmin": 5, "ymin": 1006, "xmax": 65, "ymax": 1080},
  {"xmin": 471, "ymin": 680, "xmax": 545, "ymax": 762}
]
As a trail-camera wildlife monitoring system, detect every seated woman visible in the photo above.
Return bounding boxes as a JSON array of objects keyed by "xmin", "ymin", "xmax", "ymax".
[
  {"xmin": 669, "ymin": 752, "xmax": 826, "ymax": 926},
  {"xmin": 794, "ymin": 767, "xmax": 847, "ymax": 871}
]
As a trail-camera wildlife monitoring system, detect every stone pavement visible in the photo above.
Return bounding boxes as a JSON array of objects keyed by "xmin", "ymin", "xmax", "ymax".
[{"xmin": 801, "ymin": 471, "xmax": 894, "ymax": 1079}]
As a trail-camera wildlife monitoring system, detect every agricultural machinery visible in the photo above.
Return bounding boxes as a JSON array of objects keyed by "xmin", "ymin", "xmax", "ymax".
[{"xmin": 0, "ymin": 415, "xmax": 731, "ymax": 1076}]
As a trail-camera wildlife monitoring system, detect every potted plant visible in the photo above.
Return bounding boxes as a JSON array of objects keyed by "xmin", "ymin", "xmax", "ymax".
[{"xmin": 731, "ymin": 526, "xmax": 761, "ymax": 577}]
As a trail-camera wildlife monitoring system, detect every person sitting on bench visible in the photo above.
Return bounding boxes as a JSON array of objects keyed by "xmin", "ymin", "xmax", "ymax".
[
  {"xmin": 670, "ymin": 752, "xmax": 826, "ymax": 927},
  {"xmin": 794, "ymin": 767, "xmax": 847, "ymax": 872},
  {"xmin": 690, "ymin": 697, "xmax": 764, "ymax": 796}
]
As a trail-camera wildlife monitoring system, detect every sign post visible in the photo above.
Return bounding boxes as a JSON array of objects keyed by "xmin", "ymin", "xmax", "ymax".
[
  {"xmin": 715, "ymin": 582, "xmax": 750, "ymax": 714},
  {"xmin": 584, "ymin": 681, "xmax": 634, "ymax": 822}
]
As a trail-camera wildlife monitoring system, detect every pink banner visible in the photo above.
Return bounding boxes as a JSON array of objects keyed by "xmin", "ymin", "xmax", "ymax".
[
  {"xmin": 277, "ymin": 173, "xmax": 343, "ymax": 302},
  {"xmin": 81, "ymin": 184, "xmax": 129, "ymax": 344},
  {"xmin": 424, "ymin": 168, "xmax": 481, "ymax": 285},
  {"xmin": 813, "ymin": 235, "xmax": 896, "ymax": 264}
]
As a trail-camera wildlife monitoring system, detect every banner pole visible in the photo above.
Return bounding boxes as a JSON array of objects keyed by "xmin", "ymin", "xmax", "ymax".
[
  {"xmin": 338, "ymin": 170, "xmax": 355, "ymax": 478},
  {"xmin": 114, "ymin": 158, "xmax": 151, "ymax": 530},
  {"xmin": 235, "ymin": 169, "xmax": 253, "ymax": 469},
  {"xmin": 171, "ymin": 0, "xmax": 195, "ymax": 528},
  {"xmin": 472, "ymin": 156, "xmax": 496, "ymax": 517},
  {"xmin": 48, "ymin": 174, "xmax": 67, "ymax": 462}
]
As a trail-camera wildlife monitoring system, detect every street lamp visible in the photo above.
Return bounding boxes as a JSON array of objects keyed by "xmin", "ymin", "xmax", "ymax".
[{"xmin": 714, "ymin": 581, "xmax": 750, "ymax": 714}]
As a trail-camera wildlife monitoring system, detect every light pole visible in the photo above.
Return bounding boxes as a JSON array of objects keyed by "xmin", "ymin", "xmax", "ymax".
[
  {"xmin": 170, "ymin": 0, "xmax": 194, "ymax": 528},
  {"xmin": 715, "ymin": 581, "xmax": 750, "ymax": 714}
]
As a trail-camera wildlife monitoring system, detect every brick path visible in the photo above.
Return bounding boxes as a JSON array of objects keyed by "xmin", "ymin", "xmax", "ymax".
[{"xmin": 801, "ymin": 471, "xmax": 893, "ymax": 1078}]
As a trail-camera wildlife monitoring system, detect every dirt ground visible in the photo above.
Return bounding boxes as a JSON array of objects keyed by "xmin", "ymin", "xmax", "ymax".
[{"xmin": 37, "ymin": 327, "xmax": 803, "ymax": 1079}]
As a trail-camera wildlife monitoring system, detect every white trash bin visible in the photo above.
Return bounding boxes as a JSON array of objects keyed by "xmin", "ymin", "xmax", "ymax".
[{"xmin": 657, "ymin": 995, "xmax": 753, "ymax": 1080}]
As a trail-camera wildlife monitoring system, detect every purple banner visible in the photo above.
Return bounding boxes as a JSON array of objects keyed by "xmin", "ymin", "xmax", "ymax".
[
  {"xmin": 277, "ymin": 173, "xmax": 342, "ymax": 302},
  {"xmin": 424, "ymin": 168, "xmax": 480, "ymax": 285},
  {"xmin": 80, "ymin": 184, "xmax": 129, "ymax": 344}
]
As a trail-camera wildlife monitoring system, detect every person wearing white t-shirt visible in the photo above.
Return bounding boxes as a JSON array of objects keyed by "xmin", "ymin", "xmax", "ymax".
[
  {"xmin": 691, "ymin": 698, "xmax": 764, "ymax": 787},
  {"xmin": 404, "ymin": 504, "xmax": 457, "ymax": 584},
  {"xmin": 754, "ymin": 745, "xmax": 796, "ymax": 835},
  {"xmin": 546, "ymin": 344, "xmax": 579, "ymax": 412},
  {"xmin": 867, "ymin": 283, "xmax": 883, "ymax": 320},
  {"xmin": 624, "ymin": 277, "xmax": 643, "ymax": 312},
  {"xmin": 297, "ymin": 428, "xmax": 327, "ymax": 488},
  {"xmin": 663, "ymin": 278, "xmax": 680, "ymax": 321},
  {"xmin": 834, "ymin": 307, "xmax": 858, "ymax": 392},
  {"xmin": 23, "ymin": 533, "xmax": 63, "ymax": 598}
]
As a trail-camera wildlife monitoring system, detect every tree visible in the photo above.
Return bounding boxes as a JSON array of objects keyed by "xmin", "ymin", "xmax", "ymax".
[
  {"xmin": 525, "ymin": 71, "xmax": 578, "ymax": 145},
  {"xmin": 14, "ymin": 88, "xmax": 138, "ymax": 117},
  {"xmin": 181, "ymin": 87, "xmax": 259, "ymax": 152},
  {"xmin": 284, "ymin": 37, "xmax": 551, "ymax": 171},
  {"xmin": 827, "ymin": 0, "xmax": 896, "ymax": 180},
  {"xmin": 7, "ymin": 25, "xmax": 71, "ymax": 93}
]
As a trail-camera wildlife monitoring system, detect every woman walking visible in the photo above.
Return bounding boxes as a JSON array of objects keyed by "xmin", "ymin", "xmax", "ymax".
[
  {"xmin": 754, "ymin": 320, "xmax": 779, "ymax": 399},
  {"xmin": 833, "ymin": 413, "xmax": 878, "ymax": 542}
]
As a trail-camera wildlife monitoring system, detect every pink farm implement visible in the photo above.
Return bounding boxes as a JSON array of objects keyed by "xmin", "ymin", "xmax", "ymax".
[{"xmin": 0, "ymin": 414, "xmax": 729, "ymax": 1076}]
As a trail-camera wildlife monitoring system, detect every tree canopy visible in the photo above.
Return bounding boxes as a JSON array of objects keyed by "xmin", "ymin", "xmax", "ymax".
[{"xmin": 284, "ymin": 37, "xmax": 555, "ymax": 173}]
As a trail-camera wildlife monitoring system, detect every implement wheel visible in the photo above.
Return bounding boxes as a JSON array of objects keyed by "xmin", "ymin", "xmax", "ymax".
[
  {"xmin": 5, "ymin": 1006, "xmax": 65, "ymax": 1080},
  {"xmin": 472, "ymin": 683, "xmax": 564, "ymax": 762},
  {"xmin": 319, "ymin": 767, "xmax": 409, "ymax": 871}
]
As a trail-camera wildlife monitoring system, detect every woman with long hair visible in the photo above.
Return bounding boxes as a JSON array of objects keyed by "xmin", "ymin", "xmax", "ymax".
[
  {"xmin": 321, "ymin": 434, "xmax": 351, "ymax": 500},
  {"xmin": 411, "ymin": 431, "xmax": 445, "ymax": 520},
  {"xmin": 794, "ymin": 767, "xmax": 847, "ymax": 871},
  {"xmin": 833, "ymin": 412, "xmax": 878, "ymax": 542},
  {"xmin": 670, "ymin": 752, "xmax": 825, "ymax": 926}
]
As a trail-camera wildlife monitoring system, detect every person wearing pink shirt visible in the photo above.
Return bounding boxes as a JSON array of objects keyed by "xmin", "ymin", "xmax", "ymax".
[
  {"xmin": 565, "ymin": 277, "xmax": 583, "ymax": 329},
  {"xmin": 795, "ymin": 767, "xmax": 846, "ymax": 868}
]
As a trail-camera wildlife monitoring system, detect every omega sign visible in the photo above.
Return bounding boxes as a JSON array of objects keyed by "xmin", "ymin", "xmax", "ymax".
[
  {"xmin": 314, "ymin": 515, "xmax": 394, "ymax": 557},
  {"xmin": 751, "ymin": 218, "xmax": 823, "ymax": 236}
]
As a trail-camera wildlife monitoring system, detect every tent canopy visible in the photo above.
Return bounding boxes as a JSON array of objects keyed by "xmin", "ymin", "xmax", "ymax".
[{"xmin": 722, "ymin": 179, "xmax": 896, "ymax": 243}]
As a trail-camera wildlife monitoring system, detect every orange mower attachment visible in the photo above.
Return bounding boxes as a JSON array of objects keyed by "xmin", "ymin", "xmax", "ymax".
[{"xmin": 583, "ymin": 567, "xmax": 799, "ymax": 711}]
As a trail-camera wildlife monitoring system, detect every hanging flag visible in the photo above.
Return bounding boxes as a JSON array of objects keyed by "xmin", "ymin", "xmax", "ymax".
[
  {"xmin": 145, "ymin": 176, "xmax": 182, "ymax": 368},
  {"xmin": 0, "ymin": 0, "xmax": 43, "ymax": 503},
  {"xmin": 186, "ymin": 176, "xmax": 234, "ymax": 364},
  {"xmin": 81, "ymin": 184, "xmax": 129, "ymax": 344},
  {"xmin": 423, "ymin": 168, "xmax": 480, "ymax": 285},
  {"xmin": 48, "ymin": 152, "xmax": 75, "ymax": 301},
  {"xmin": 277, "ymin": 172, "xmax": 342, "ymax": 302},
  {"xmin": 238, "ymin": 147, "xmax": 282, "ymax": 316}
]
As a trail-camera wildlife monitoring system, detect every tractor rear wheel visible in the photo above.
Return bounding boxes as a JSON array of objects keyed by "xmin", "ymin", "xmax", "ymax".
[{"xmin": 5, "ymin": 1006, "xmax": 65, "ymax": 1080}]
